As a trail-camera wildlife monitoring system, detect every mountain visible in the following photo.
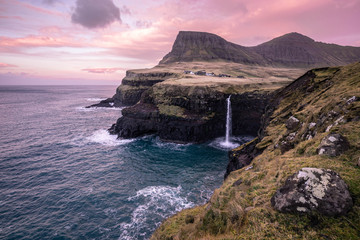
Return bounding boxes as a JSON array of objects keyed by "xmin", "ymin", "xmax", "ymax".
[
  {"xmin": 159, "ymin": 31, "xmax": 266, "ymax": 65},
  {"xmin": 160, "ymin": 31, "xmax": 360, "ymax": 68}
]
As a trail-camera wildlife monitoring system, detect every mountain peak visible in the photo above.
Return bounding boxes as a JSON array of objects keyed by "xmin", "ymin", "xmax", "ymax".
[{"xmin": 262, "ymin": 32, "xmax": 315, "ymax": 45}]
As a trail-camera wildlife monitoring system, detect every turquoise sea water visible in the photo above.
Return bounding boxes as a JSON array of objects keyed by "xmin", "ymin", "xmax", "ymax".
[{"xmin": 0, "ymin": 86, "xmax": 252, "ymax": 239}]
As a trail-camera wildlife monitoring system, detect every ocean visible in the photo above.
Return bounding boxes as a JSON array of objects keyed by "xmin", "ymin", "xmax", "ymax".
[{"xmin": 0, "ymin": 85, "xmax": 252, "ymax": 240}]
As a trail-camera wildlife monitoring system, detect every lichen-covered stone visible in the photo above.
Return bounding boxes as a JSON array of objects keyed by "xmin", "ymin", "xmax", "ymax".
[
  {"xmin": 271, "ymin": 168, "xmax": 353, "ymax": 216},
  {"xmin": 317, "ymin": 133, "xmax": 350, "ymax": 157}
]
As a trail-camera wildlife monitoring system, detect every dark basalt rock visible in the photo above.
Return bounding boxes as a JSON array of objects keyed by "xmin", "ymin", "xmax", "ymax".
[
  {"xmin": 157, "ymin": 116, "xmax": 222, "ymax": 143},
  {"xmin": 317, "ymin": 133, "xmax": 350, "ymax": 157},
  {"xmin": 225, "ymin": 138, "xmax": 262, "ymax": 179},
  {"xmin": 88, "ymin": 71, "xmax": 176, "ymax": 108},
  {"xmin": 108, "ymin": 103, "xmax": 159, "ymax": 138},
  {"xmin": 109, "ymin": 88, "xmax": 270, "ymax": 143},
  {"xmin": 271, "ymin": 168, "xmax": 353, "ymax": 216},
  {"xmin": 277, "ymin": 132, "xmax": 297, "ymax": 153},
  {"xmin": 86, "ymin": 97, "xmax": 123, "ymax": 108}
]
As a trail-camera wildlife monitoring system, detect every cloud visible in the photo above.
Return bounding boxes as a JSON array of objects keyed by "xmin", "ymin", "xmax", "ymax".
[
  {"xmin": 71, "ymin": 0, "xmax": 121, "ymax": 29},
  {"xmin": 82, "ymin": 67, "xmax": 125, "ymax": 74},
  {"xmin": 136, "ymin": 20, "xmax": 152, "ymax": 28},
  {"xmin": 120, "ymin": 5, "xmax": 131, "ymax": 15},
  {"xmin": 0, "ymin": 63, "xmax": 18, "ymax": 68},
  {"xmin": 42, "ymin": 0, "xmax": 59, "ymax": 5},
  {"xmin": 0, "ymin": 35, "xmax": 82, "ymax": 49}
]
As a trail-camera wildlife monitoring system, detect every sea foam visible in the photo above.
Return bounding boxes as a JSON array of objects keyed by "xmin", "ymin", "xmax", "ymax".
[
  {"xmin": 86, "ymin": 98, "xmax": 106, "ymax": 102},
  {"xmin": 87, "ymin": 130, "xmax": 133, "ymax": 146},
  {"xmin": 119, "ymin": 185, "xmax": 194, "ymax": 240},
  {"xmin": 209, "ymin": 136, "xmax": 254, "ymax": 150},
  {"xmin": 75, "ymin": 106, "xmax": 123, "ymax": 112}
]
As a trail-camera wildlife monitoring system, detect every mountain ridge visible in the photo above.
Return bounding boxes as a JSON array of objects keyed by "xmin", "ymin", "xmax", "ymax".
[{"xmin": 160, "ymin": 31, "xmax": 360, "ymax": 68}]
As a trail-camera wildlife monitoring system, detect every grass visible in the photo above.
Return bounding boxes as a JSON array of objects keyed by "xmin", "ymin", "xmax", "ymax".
[
  {"xmin": 158, "ymin": 104, "xmax": 186, "ymax": 118},
  {"xmin": 151, "ymin": 63, "xmax": 360, "ymax": 239}
]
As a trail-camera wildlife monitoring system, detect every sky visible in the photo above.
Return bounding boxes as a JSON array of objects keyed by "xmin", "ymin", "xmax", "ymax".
[{"xmin": 0, "ymin": 0, "xmax": 360, "ymax": 85}]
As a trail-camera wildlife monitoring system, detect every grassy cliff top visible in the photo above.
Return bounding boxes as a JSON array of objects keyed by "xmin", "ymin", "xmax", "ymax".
[
  {"xmin": 151, "ymin": 62, "xmax": 360, "ymax": 239},
  {"xmin": 125, "ymin": 61, "xmax": 306, "ymax": 94}
]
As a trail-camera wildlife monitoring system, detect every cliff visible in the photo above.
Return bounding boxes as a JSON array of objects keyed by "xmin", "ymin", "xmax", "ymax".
[
  {"xmin": 151, "ymin": 62, "xmax": 360, "ymax": 239},
  {"xmin": 109, "ymin": 78, "xmax": 275, "ymax": 143},
  {"xmin": 87, "ymin": 69, "xmax": 178, "ymax": 107},
  {"xmin": 89, "ymin": 31, "xmax": 360, "ymax": 109},
  {"xmin": 108, "ymin": 62, "xmax": 305, "ymax": 142},
  {"xmin": 160, "ymin": 31, "xmax": 360, "ymax": 68}
]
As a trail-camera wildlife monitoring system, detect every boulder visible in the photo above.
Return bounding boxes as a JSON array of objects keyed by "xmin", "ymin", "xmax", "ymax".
[
  {"xmin": 278, "ymin": 132, "xmax": 297, "ymax": 153},
  {"xmin": 286, "ymin": 116, "xmax": 300, "ymax": 130},
  {"xmin": 317, "ymin": 133, "xmax": 350, "ymax": 157},
  {"xmin": 271, "ymin": 168, "xmax": 353, "ymax": 216},
  {"xmin": 279, "ymin": 140, "xmax": 294, "ymax": 153}
]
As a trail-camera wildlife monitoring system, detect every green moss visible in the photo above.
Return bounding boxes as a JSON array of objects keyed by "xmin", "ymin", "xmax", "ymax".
[
  {"xmin": 158, "ymin": 104, "xmax": 186, "ymax": 118},
  {"xmin": 256, "ymin": 136, "xmax": 273, "ymax": 150}
]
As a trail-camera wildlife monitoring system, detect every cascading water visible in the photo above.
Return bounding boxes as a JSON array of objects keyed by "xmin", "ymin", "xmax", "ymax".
[
  {"xmin": 219, "ymin": 95, "xmax": 237, "ymax": 149},
  {"xmin": 225, "ymin": 95, "xmax": 232, "ymax": 144}
]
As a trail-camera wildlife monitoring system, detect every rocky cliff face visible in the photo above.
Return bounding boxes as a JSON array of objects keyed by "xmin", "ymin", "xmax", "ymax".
[
  {"xmin": 109, "ymin": 82, "xmax": 272, "ymax": 143},
  {"xmin": 152, "ymin": 62, "xmax": 360, "ymax": 239},
  {"xmin": 160, "ymin": 31, "xmax": 360, "ymax": 68},
  {"xmin": 87, "ymin": 70, "xmax": 177, "ymax": 108}
]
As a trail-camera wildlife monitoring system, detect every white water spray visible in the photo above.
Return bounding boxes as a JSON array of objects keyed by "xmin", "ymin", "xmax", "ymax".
[{"xmin": 224, "ymin": 95, "xmax": 232, "ymax": 145}]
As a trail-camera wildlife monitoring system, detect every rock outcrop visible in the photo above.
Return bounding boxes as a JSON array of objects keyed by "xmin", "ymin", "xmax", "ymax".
[
  {"xmin": 317, "ymin": 133, "xmax": 350, "ymax": 157},
  {"xmin": 286, "ymin": 116, "xmax": 301, "ymax": 130},
  {"xmin": 88, "ymin": 70, "xmax": 177, "ymax": 108},
  {"xmin": 271, "ymin": 168, "xmax": 353, "ymax": 216},
  {"xmin": 225, "ymin": 138, "xmax": 261, "ymax": 179}
]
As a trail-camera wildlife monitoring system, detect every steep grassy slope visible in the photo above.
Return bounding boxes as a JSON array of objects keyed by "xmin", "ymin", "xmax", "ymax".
[{"xmin": 151, "ymin": 63, "xmax": 360, "ymax": 239}]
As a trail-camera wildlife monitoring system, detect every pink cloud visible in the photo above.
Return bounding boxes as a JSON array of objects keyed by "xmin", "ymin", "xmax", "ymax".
[
  {"xmin": 0, "ymin": 15, "xmax": 24, "ymax": 20},
  {"xmin": 135, "ymin": 0, "xmax": 360, "ymax": 47},
  {"xmin": 0, "ymin": 63, "xmax": 18, "ymax": 68},
  {"xmin": 82, "ymin": 68, "xmax": 125, "ymax": 74},
  {"xmin": 0, "ymin": 35, "xmax": 82, "ymax": 48},
  {"xmin": 15, "ymin": 0, "xmax": 65, "ymax": 17}
]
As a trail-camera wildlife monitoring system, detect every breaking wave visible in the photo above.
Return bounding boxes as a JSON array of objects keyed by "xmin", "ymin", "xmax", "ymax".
[{"xmin": 119, "ymin": 185, "xmax": 194, "ymax": 240}]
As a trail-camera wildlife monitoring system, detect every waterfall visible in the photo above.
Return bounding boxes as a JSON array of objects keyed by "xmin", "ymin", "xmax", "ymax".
[
  {"xmin": 217, "ymin": 95, "xmax": 238, "ymax": 149},
  {"xmin": 225, "ymin": 95, "xmax": 232, "ymax": 144}
]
